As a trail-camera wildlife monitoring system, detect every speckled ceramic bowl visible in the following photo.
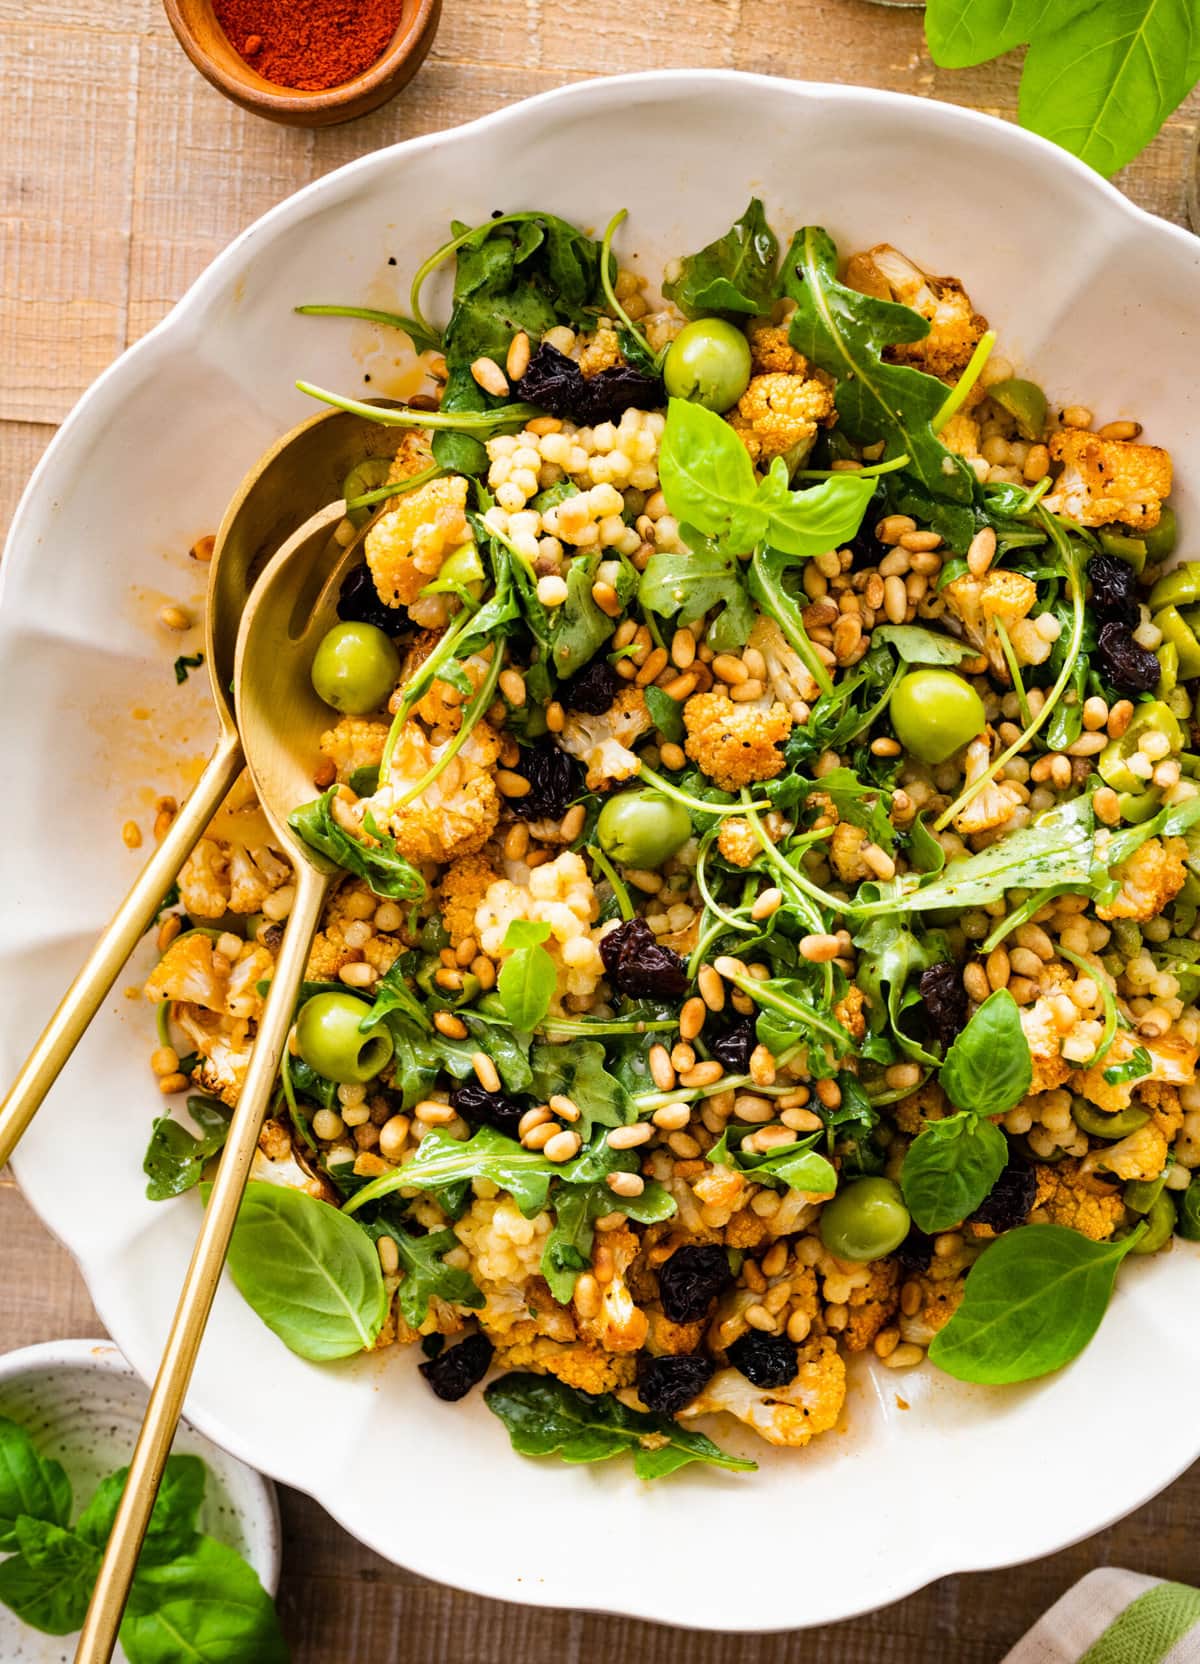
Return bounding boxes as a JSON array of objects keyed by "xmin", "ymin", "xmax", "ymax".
[{"xmin": 0, "ymin": 1341, "xmax": 280, "ymax": 1663}]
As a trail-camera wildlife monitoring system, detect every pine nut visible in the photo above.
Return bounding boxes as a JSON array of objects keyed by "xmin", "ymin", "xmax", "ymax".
[
  {"xmin": 697, "ymin": 964, "xmax": 726, "ymax": 1012},
  {"xmin": 652, "ymin": 1104, "xmax": 691, "ymax": 1131},
  {"xmin": 877, "ymin": 514, "xmax": 916, "ymax": 545},
  {"xmin": 899, "ymin": 530, "xmax": 941, "ymax": 552},
  {"xmin": 749, "ymin": 1045, "xmax": 776, "ymax": 1086},
  {"xmin": 434, "ymin": 1011, "xmax": 468, "ymax": 1039},
  {"xmin": 523, "ymin": 1120, "xmax": 560, "ymax": 1150},
  {"xmin": 414, "ymin": 1100, "xmax": 455, "ymax": 1125},
  {"xmin": 472, "ymin": 1052, "xmax": 501, "ymax": 1093},
  {"xmin": 505, "ymin": 331, "xmax": 531, "ymax": 382},
  {"xmin": 376, "ymin": 1235, "xmax": 400, "ymax": 1276},
  {"xmin": 659, "ymin": 742, "xmax": 686, "ymax": 771},
  {"xmin": 156, "ymin": 915, "xmax": 182, "ymax": 951},
  {"xmin": 592, "ymin": 580, "xmax": 623, "ymax": 618},
  {"xmin": 667, "ymin": 1130, "xmax": 701, "ymax": 1159},
  {"xmin": 815, "ymin": 1077, "xmax": 842, "ymax": 1109},
  {"xmin": 549, "ymin": 1094, "xmax": 581, "ymax": 1123},
  {"xmin": 499, "ymin": 668, "xmax": 526, "ymax": 707},
  {"xmin": 518, "ymin": 1106, "xmax": 553, "ymax": 1139},
  {"xmin": 885, "ymin": 1062, "xmax": 922, "ymax": 1091},
  {"xmin": 189, "ymin": 534, "xmax": 215, "ymax": 562},
  {"xmin": 159, "ymin": 603, "xmax": 191, "ymax": 630},
  {"xmin": 1097, "ymin": 419, "xmax": 1140, "ymax": 441},
  {"xmin": 545, "ymin": 1129, "xmax": 581, "ymax": 1163},
  {"xmin": 122, "ymin": 820, "xmax": 142, "ymax": 849},
  {"xmin": 670, "ymin": 1042, "xmax": 695, "ymax": 1074},
  {"xmin": 678, "ymin": 1061, "xmax": 724, "ymax": 1089},
  {"xmin": 679, "ymin": 997, "xmax": 706, "ymax": 1041},
  {"xmin": 636, "ymin": 646, "xmax": 669, "ymax": 686},
  {"xmin": 471, "ymin": 356, "xmax": 509, "ymax": 396},
  {"xmin": 751, "ymin": 887, "xmax": 783, "ymax": 921},
  {"xmin": 780, "ymin": 1106, "xmax": 822, "ymax": 1132},
  {"xmin": 671, "ymin": 628, "xmax": 696, "ymax": 669},
  {"xmin": 536, "ymin": 575, "xmax": 568, "ymax": 607},
  {"xmin": 648, "ymin": 1045, "xmax": 676, "ymax": 1091},
  {"xmin": 1061, "ymin": 404, "xmax": 1092, "ymax": 430},
  {"xmin": 967, "ymin": 526, "xmax": 995, "ymax": 577},
  {"xmin": 606, "ymin": 1171, "xmax": 646, "ymax": 1198},
  {"xmin": 546, "ymin": 700, "xmax": 565, "ymax": 733},
  {"xmin": 607, "ymin": 1123, "xmax": 652, "ymax": 1149},
  {"xmin": 661, "ymin": 672, "xmax": 698, "ymax": 700},
  {"xmin": 712, "ymin": 654, "xmax": 748, "ymax": 684},
  {"xmin": 573, "ymin": 1273, "xmax": 601, "ymax": 1318},
  {"xmin": 800, "ymin": 933, "xmax": 840, "ymax": 963},
  {"xmin": 863, "ymin": 843, "xmax": 896, "ymax": 880},
  {"xmin": 1107, "ymin": 700, "xmax": 1134, "ymax": 738},
  {"xmin": 882, "ymin": 1343, "xmax": 925, "ymax": 1369}
]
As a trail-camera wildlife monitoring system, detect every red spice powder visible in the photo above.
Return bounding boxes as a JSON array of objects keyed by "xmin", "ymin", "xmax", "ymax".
[{"xmin": 213, "ymin": 0, "xmax": 406, "ymax": 91}]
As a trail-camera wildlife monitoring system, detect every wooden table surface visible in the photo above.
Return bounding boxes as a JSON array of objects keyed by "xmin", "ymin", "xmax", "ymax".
[{"xmin": 3, "ymin": 3, "xmax": 1200, "ymax": 1657}]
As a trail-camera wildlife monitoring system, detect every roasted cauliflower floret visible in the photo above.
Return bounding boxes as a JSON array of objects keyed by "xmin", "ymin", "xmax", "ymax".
[
  {"xmin": 1073, "ymin": 1030, "xmax": 1197, "ymax": 1116},
  {"xmin": 897, "ymin": 1270, "xmax": 965, "ymax": 1347},
  {"xmin": 1083, "ymin": 1122, "xmax": 1169, "ymax": 1184},
  {"xmin": 943, "ymin": 570, "xmax": 1039, "ymax": 680},
  {"xmin": 144, "ymin": 933, "xmax": 273, "ymax": 1023},
  {"xmin": 360, "ymin": 719, "xmax": 500, "ymax": 866},
  {"xmin": 717, "ymin": 817, "xmax": 761, "ymax": 869},
  {"xmin": 940, "ymin": 410, "xmax": 983, "ymax": 459},
  {"xmin": 438, "ymin": 852, "xmax": 500, "ymax": 948},
  {"xmin": 1043, "ymin": 429, "xmax": 1172, "ymax": 531},
  {"xmin": 365, "ymin": 474, "xmax": 472, "ymax": 613},
  {"xmin": 559, "ymin": 687, "xmax": 651, "ymax": 791},
  {"xmin": 574, "ymin": 1227, "xmax": 648, "ymax": 1353},
  {"xmin": 747, "ymin": 321, "xmax": 806, "ymax": 376},
  {"xmin": 844, "ymin": 244, "xmax": 988, "ymax": 381},
  {"xmin": 173, "ymin": 1007, "xmax": 253, "ymax": 1108},
  {"xmin": 728, "ymin": 371, "xmax": 836, "ymax": 465},
  {"xmin": 410, "ymin": 649, "xmax": 495, "ymax": 734},
  {"xmin": 1096, "ymin": 836, "xmax": 1188, "ymax": 922},
  {"xmin": 177, "ymin": 836, "xmax": 291, "ymax": 919},
  {"xmin": 474, "ymin": 850, "xmax": 606, "ymax": 1007},
  {"xmin": 384, "ymin": 429, "xmax": 435, "ymax": 485},
  {"xmin": 679, "ymin": 1336, "xmax": 845, "ymax": 1448},
  {"xmin": 1031, "ymin": 1160, "xmax": 1124, "ymax": 1240},
  {"xmin": 830, "ymin": 820, "xmax": 870, "ymax": 883},
  {"xmin": 492, "ymin": 1333, "xmax": 637, "ymax": 1394},
  {"xmin": 841, "ymin": 1259, "xmax": 900, "ymax": 1352},
  {"xmin": 953, "ymin": 734, "xmax": 1023, "ymax": 835},
  {"xmin": 452, "ymin": 1197, "xmax": 555, "ymax": 1339},
  {"xmin": 1020, "ymin": 995, "xmax": 1080, "ymax": 1095},
  {"xmin": 683, "ymin": 690, "xmax": 792, "ymax": 791},
  {"xmin": 305, "ymin": 880, "xmax": 405, "ymax": 981},
  {"xmin": 748, "ymin": 614, "xmax": 822, "ymax": 713},
  {"xmin": 834, "ymin": 984, "xmax": 867, "ymax": 1043},
  {"xmin": 319, "ymin": 717, "xmax": 390, "ymax": 782}
]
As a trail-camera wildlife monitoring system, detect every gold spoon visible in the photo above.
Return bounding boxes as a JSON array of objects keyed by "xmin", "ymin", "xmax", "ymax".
[
  {"xmin": 0, "ymin": 405, "xmax": 396, "ymax": 1169},
  {"xmin": 75, "ymin": 497, "xmax": 373, "ymax": 1663}
]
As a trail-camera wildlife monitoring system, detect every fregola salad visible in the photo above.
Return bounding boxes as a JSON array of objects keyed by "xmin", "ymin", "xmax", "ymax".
[{"xmin": 142, "ymin": 203, "xmax": 1200, "ymax": 1479}]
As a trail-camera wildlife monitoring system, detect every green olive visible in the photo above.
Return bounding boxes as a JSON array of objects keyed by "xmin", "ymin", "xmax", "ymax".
[
  {"xmin": 1153, "ymin": 607, "xmax": 1200, "ymax": 680},
  {"xmin": 1176, "ymin": 1182, "xmax": 1200, "ymax": 1241},
  {"xmin": 1127, "ymin": 1190, "xmax": 1176, "ymax": 1254},
  {"xmin": 987, "ymin": 377, "xmax": 1047, "ymax": 442},
  {"xmin": 420, "ymin": 540, "xmax": 485, "ymax": 597},
  {"xmin": 1124, "ymin": 1171, "xmax": 1168, "ymax": 1214},
  {"xmin": 663, "ymin": 319, "xmax": 752, "ymax": 413},
  {"xmin": 888, "ymin": 668, "xmax": 986, "ymax": 764},
  {"xmin": 1097, "ymin": 699, "xmax": 1182, "ymax": 793},
  {"xmin": 596, "ymin": 790, "xmax": 692, "ymax": 869},
  {"xmin": 342, "ymin": 457, "xmax": 393, "ymax": 528},
  {"xmin": 311, "ymin": 622, "xmax": 401, "ymax": 716},
  {"xmin": 295, "ymin": 992, "xmax": 393, "ymax": 1085},
  {"xmin": 1071, "ymin": 1099, "xmax": 1150, "ymax": 1139},
  {"xmin": 819, "ymin": 1178, "xmax": 911, "ymax": 1263},
  {"xmin": 1096, "ymin": 528, "xmax": 1148, "ymax": 574},
  {"xmin": 1142, "ymin": 504, "xmax": 1178, "ymax": 563}
]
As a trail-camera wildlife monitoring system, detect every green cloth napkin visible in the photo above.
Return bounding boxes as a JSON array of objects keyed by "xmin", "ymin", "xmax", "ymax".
[{"xmin": 1003, "ymin": 1571, "xmax": 1200, "ymax": 1664}]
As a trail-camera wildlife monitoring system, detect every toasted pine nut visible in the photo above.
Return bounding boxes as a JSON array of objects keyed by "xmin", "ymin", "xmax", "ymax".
[
  {"xmin": 652, "ymin": 1104, "xmax": 691, "ymax": 1130},
  {"xmin": 679, "ymin": 1060, "xmax": 724, "ymax": 1089},
  {"xmin": 546, "ymin": 700, "xmax": 565, "ymax": 733},
  {"xmin": 648, "ymin": 1045, "xmax": 676, "ymax": 1091},
  {"xmin": 545, "ymin": 1129, "xmax": 581, "ymax": 1163},
  {"xmin": 471, "ymin": 355, "xmax": 509, "ymax": 396},
  {"xmin": 189, "ymin": 534, "xmax": 216, "ymax": 562},
  {"xmin": 661, "ymin": 672, "xmax": 698, "ymax": 700},
  {"xmin": 592, "ymin": 580, "xmax": 623, "ymax": 618},
  {"xmin": 607, "ymin": 1122, "xmax": 652, "ymax": 1149},
  {"xmin": 150, "ymin": 1045, "xmax": 179, "ymax": 1077},
  {"xmin": 523, "ymin": 1120, "xmax": 560, "ymax": 1150},
  {"xmin": 1061, "ymin": 404, "xmax": 1092, "ymax": 430},
  {"xmin": 549, "ymin": 1094, "xmax": 581, "ymax": 1124},
  {"xmin": 496, "ymin": 769, "xmax": 531, "ymax": 797},
  {"xmin": 505, "ymin": 331, "xmax": 531, "ymax": 381},
  {"xmin": 670, "ymin": 628, "xmax": 696, "ymax": 669},
  {"xmin": 156, "ymin": 915, "xmax": 182, "ymax": 952},
  {"xmin": 414, "ymin": 1099, "xmax": 456, "ymax": 1125},
  {"xmin": 122, "ymin": 820, "xmax": 142, "ymax": 849},
  {"xmin": 472, "ymin": 1051, "xmax": 501, "ymax": 1093},
  {"xmin": 1097, "ymin": 419, "xmax": 1141, "ymax": 441},
  {"xmin": 800, "ymin": 932, "xmax": 841, "ymax": 963},
  {"xmin": 698, "ymin": 964, "xmax": 726, "ymax": 1012},
  {"xmin": 749, "ymin": 1045, "xmax": 776, "ymax": 1086},
  {"xmin": 967, "ymin": 526, "xmax": 996, "ymax": 577},
  {"xmin": 712, "ymin": 653, "xmax": 748, "ymax": 684},
  {"xmin": 636, "ymin": 646, "xmax": 669, "ymax": 686},
  {"xmin": 158, "ymin": 1072, "xmax": 188, "ymax": 1095},
  {"xmin": 606, "ymin": 1170, "xmax": 646, "ymax": 1198},
  {"xmin": 434, "ymin": 1011, "xmax": 468, "ymax": 1039},
  {"xmin": 679, "ymin": 997, "xmax": 706, "ymax": 1041},
  {"xmin": 573, "ymin": 1272, "xmax": 601, "ymax": 1317},
  {"xmin": 159, "ymin": 603, "xmax": 191, "ymax": 631},
  {"xmin": 499, "ymin": 668, "xmax": 526, "ymax": 707},
  {"xmin": 899, "ymin": 530, "xmax": 941, "ymax": 552},
  {"xmin": 518, "ymin": 1106, "xmax": 553, "ymax": 1139}
]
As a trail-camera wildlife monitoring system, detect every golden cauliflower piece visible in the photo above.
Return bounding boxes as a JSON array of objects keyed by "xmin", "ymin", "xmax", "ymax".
[
  {"xmin": 728, "ymin": 371, "xmax": 836, "ymax": 465},
  {"xmin": 1031, "ymin": 1160, "xmax": 1124, "ymax": 1240},
  {"xmin": 413, "ymin": 649, "xmax": 494, "ymax": 734},
  {"xmin": 1073, "ymin": 1031, "xmax": 1197, "ymax": 1117},
  {"xmin": 844, "ymin": 244, "xmax": 988, "ymax": 381},
  {"xmin": 683, "ymin": 690, "xmax": 792, "ymax": 791},
  {"xmin": 1044, "ymin": 429, "xmax": 1172, "ymax": 531},
  {"xmin": 475, "ymin": 850, "xmax": 605, "ymax": 1007},
  {"xmin": 493, "ymin": 1333, "xmax": 636, "ymax": 1394},
  {"xmin": 841, "ymin": 1259, "xmax": 900, "ymax": 1352},
  {"xmin": 940, "ymin": 410, "xmax": 983, "ymax": 459},
  {"xmin": 306, "ymin": 880, "xmax": 405, "ymax": 982},
  {"xmin": 897, "ymin": 1271, "xmax": 965, "ymax": 1347},
  {"xmin": 319, "ymin": 717, "xmax": 389, "ymax": 783},
  {"xmin": 173, "ymin": 1008, "xmax": 253, "ymax": 1108},
  {"xmin": 574, "ymin": 1227, "xmax": 648, "ymax": 1354},
  {"xmin": 893, "ymin": 1080, "xmax": 950, "ymax": 1135},
  {"xmin": 145, "ymin": 933, "xmax": 273, "ymax": 1023},
  {"xmin": 953, "ymin": 734, "xmax": 1022, "ymax": 836},
  {"xmin": 1020, "ymin": 994, "xmax": 1081, "ymax": 1095},
  {"xmin": 177, "ymin": 836, "xmax": 291, "ymax": 919},
  {"xmin": 438, "ymin": 852, "xmax": 500, "ymax": 948},
  {"xmin": 830, "ymin": 820, "xmax": 870, "ymax": 883},
  {"xmin": 365, "ymin": 474, "xmax": 471, "ymax": 610},
  {"xmin": 679, "ymin": 1336, "xmax": 845, "ymax": 1448},
  {"xmin": 363, "ymin": 720, "xmax": 500, "ymax": 866},
  {"xmin": 559, "ymin": 686, "xmax": 651, "ymax": 791},
  {"xmin": 747, "ymin": 321, "xmax": 806, "ymax": 376},
  {"xmin": 748, "ymin": 614, "xmax": 822, "ymax": 713},
  {"xmin": 716, "ymin": 817, "xmax": 761, "ymax": 868},
  {"xmin": 384, "ymin": 430, "xmax": 435, "ymax": 485},
  {"xmin": 943, "ymin": 570, "xmax": 1038, "ymax": 680},
  {"xmin": 1083, "ymin": 1123, "xmax": 1169, "ymax": 1184},
  {"xmin": 1096, "ymin": 836, "xmax": 1188, "ymax": 922},
  {"xmin": 643, "ymin": 1307, "xmax": 708, "ymax": 1357},
  {"xmin": 576, "ymin": 324, "xmax": 623, "ymax": 377}
]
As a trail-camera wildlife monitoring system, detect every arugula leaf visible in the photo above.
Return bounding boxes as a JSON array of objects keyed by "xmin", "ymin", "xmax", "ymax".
[
  {"xmin": 1103, "ymin": 1044, "xmax": 1153, "ymax": 1087},
  {"xmin": 901, "ymin": 1111, "xmax": 1008, "ymax": 1233},
  {"xmin": 803, "ymin": 766, "xmax": 895, "ymax": 852},
  {"xmin": 288, "ymin": 787, "xmax": 425, "ymax": 902},
  {"xmin": 529, "ymin": 1040, "xmax": 634, "ymax": 1139},
  {"xmin": 784, "ymin": 226, "xmax": 972, "ymax": 502},
  {"xmin": 389, "ymin": 1227, "xmax": 483, "ymax": 1329},
  {"xmin": 929, "ymin": 1222, "xmax": 1145, "ymax": 1384},
  {"xmin": 939, "ymin": 990, "xmax": 1032, "ymax": 1116},
  {"xmin": 657, "ymin": 399, "xmax": 875, "ymax": 557},
  {"xmin": 0, "ymin": 1516, "xmax": 99, "ymax": 1634},
  {"xmin": 223, "ymin": 1181, "xmax": 388, "ymax": 1361},
  {"xmin": 662, "ymin": 198, "xmax": 780, "ymax": 318},
  {"xmin": 76, "ymin": 1454, "xmax": 205, "ymax": 1566},
  {"xmin": 344, "ymin": 1125, "xmax": 557, "ymax": 1219},
  {"xmin": 639, "ymin": 528, "xmax": 752, "ymax": 644},
  {"xmin": 853, "ymin": 916, "xmax": 947, "ymax": 1064},
  {"xmin": 119, "ymin": 1533, "xmax": 289, "ymax": 1664},
  {"xmin": 367, "ymin": 959, "xmax": 432, "ymax": 1033},
  {"xmin": 497, "ymin": 919, "xmax": 557, "ymax": 1032},
  {"xmin": 784, "ymin": 637, "xmax": 902, "ymax": 771},
  {"xmin": 872, "ymin": 624, "xmax": 972, "ymax": 666},
  {"xmin": 708, "ymin": 1128, "xmax": 837, "ymax": 1195},
  {"xmin": 0, "ymin": 1415, "xmax": 72, "ymax": 1550},
  {"xmin": 540, "ymin": 1179, "xmax": 675, "ymax": 1303},
  {"xmin": 515, "ymin": 547, "xmax": 636, "ymax": 678},
  {"xmin": 926, "ymin": 0, "xmax": 1200, "ymax": 177},
  {"xmin": 484, "ymin": 1373, "xmax": 755, "ymax": 1479},
  {"xmin": 644, "ymin": 684, "xmax": 685, "ymax": 743},
  {"xmin": 143, "ymin": 1096, "xmax": 231, "ymax": 1201}
]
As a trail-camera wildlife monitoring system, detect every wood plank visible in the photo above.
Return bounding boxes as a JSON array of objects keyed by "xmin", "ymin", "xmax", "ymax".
[{"xmin": 0, "ymin": 420, "xmax": 55, "ymax": 540}]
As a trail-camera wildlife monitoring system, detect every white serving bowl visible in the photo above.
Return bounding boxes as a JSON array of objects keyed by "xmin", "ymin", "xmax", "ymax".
[
  {"xmin": 0, "ymin": 1341, "xmax": 279, "ymax": 1662},
  {"xmin": 3, "ymin": 71, "xmax": 1199, "ymax": 1631}
]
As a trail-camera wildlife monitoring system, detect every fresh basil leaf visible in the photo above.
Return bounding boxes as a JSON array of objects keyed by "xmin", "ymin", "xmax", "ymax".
[
  {"xmin": 528, "ymin": 1040, "xmax": 634, "ymax": 1139},
  {"xmin": 0, "ymin": 1516, "xmax": 99, "ymax": 1635},
  {"xmin": 119, "ymin": 1533, "xmax": 288, "ymax": 1664},
  {"xmin": 901, "ymin": 1111, "xmax": 1008, "ymax": 1233},
  {"xmin": 497, "ymin": 940, "xmax": 557, "ymax": 1032},
  {"xmin": 658, "ymin": 399, "xmax": 765, "ymax": 552},
  {"xmin": 663, "ymin": 198, "xmax": 780, "ymax": 318},
  {"xmin": 517, "ymin": 548, "xmax": 633, "ymax": 679},
  {"xmin": 1103, "ymin": 1044, "xmax": 1153, "ymax": 1087},
  {"xmin": 484, "ymin": 1372, "xmax": 755, "ymax": 1478},
  {"xmin": 939, "ymin": 989, "xmax": 1032, "ymax": 1116},
  {"xmin": 0, "ymin": 1416, "xmax": 72, "ymax": 1550},
  {"xmin": 143, "ymin": 1097, "xmax": 231, "ymax": 1201},
  {"xmin": 784, "ymin": 225, "xmax": 973, "ymax": 502},
  {"xmin": 644, "ymin": 684, "xmax": 685, "ymax": 743},
  {"xmin": 503, "ymin": 919, "xmax": 553, "ymax": 950},
  {"xmin": 77, "ymin": 1454, "xmax": 205, "ymax": 1565},
  {"xmin": 873, "ymin": 624, "xmax": 972, "ymax": 666},
  {"xmin": 223, "ymin": 1181, "xmax": 387, "ymax": 1361},
  {"xmin": 754, "ymin": 462, "xmax": 877, "ymax": 560},
  {"xmin": 288, "ymin": 787, "xmax": 426, "ymax": 902},
  {"xmin": 929, "ymin": 1222, "xmax": 1144, "ymax": 1384}
]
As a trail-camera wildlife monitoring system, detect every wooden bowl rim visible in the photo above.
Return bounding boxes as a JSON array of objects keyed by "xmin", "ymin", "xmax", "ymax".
[{"xmin": 160, "ymin": 0, "xmax": 440, "ymax": 116}]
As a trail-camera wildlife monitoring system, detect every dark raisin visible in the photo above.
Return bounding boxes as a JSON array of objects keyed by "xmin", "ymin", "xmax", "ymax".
[
  {"xmin": 1097, "ymin": 620, "xmax": 1161, "ymax": 695},
  {"xmin": 919, "ymin": 962, "xmax": 968, "ymax": 1051},
  {"xmin": 657, "ymin": 1244, "xmax": 733, "ymax": 1323},
  {"xmin": 968, "ymin": 1158, "xmax": 1037, "ymax": 1233},
  {"xmin": 708, "ymin": 1019, "xmax": 756, "ymax": 1074},
  {"xmin": 563, "ymin": 658, "xmax": 620, "ymax": 715},
  {"xmin": 727, "ymin": 1331, "xmax": 799, "ymax": 1389},
  {"xmin": 1086, "ymin": 553, "xmax": 1139, "ymax": 625},
  {"xmin": 895, "ymin": 1228, "xmax": 934, "ymax": 1274},
  {"xmin": 636, "ymin": 1353, "xmax": 714, "ymax": 1415},
  {"xmin": 336, "ymin": 564, "xmax": 405, "ymax": 635},
  {"xmin": 598, "ymin": 917, "xmax": 687, "ymax": 1001},
  {"xmin": 521, "ymin": 737, "xmax": 580, "ymax": 820},
  {"xmin": 517, "ymin": 341, "xmax": 664, "ymax": 426},
  {"xmin": 449, "ymin": 1080, "xmax": 524, "ymax": 1139},
  {"xmin": 419, "ymin": 1332, "xmax": 494, "ymax": 1401}
]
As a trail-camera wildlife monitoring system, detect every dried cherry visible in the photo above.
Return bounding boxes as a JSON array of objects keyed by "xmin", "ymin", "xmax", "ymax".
[
  {"xmin": 418, "ymin": 1332, "xmax": 494, "ymax": 1401},
  {"xmin": 1097, "ymin": 621, "xmax": 1160, "ymax": 695},
  {"xmin": 449, "ymin": 1080, "xmax": 525, "ymax": 1140},
  {"xmin": 517, "ymin": 341, "xmax": 664, "ymax": 426},
  {"xmin": 657, "ymin": 1244, "xmax": 733, "ymax": 1323},
  {"xmin": 727, "ymin": 1331, "xmax": 798, "ymax": 1389},
  {"xmin": 1086, "ymin": 553, "xmax": 1139, "ymax": 626},
  {"xmin": 337, "ymin": 564, "xmax": 405, "ymax": 636},
  {"xmin": 563, "ymin": 658, "xmax": 620, "ymax": 715},
  {"xmin": 636, "ymin": 1353, "xmax": 714, "ymax": 1415},
  {"xmin": 707, "ymin": 1019, "xmax": 756, "ymax": 1075},
  {"xmin": 521, "ymin": 737, "xmax": 580, "ymax": 821},
  {"xmin": 598, "ymin": 917, "xmax": 688, "ymax": 1000},
  {"xmin": 919, "ymin": 962, "xmax": 968, "ymax": 1050},
  {"xmin": 895, "ymin": 1228, "xmax": 934, "ymax": 1274},
  {"xmin": 969, "ymin": 1158, "xmax": 1037, "ymax": 1233}
]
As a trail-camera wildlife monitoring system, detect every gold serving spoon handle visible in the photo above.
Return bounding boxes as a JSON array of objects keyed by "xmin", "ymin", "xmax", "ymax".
[{"xmin": 74, "ymin": 498, "xmax": 371, "ymax": 1663}]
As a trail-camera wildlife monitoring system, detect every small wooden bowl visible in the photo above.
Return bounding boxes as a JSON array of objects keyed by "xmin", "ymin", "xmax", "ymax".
[{"xmin": 162, "ymin": 0, "xmax": 441, "ymax": 127}]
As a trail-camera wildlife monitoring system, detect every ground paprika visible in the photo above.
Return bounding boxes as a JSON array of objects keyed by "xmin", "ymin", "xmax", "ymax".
[{"xmin": 213, "ymin": 0, "xmax": 406, "ymax": 91}]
